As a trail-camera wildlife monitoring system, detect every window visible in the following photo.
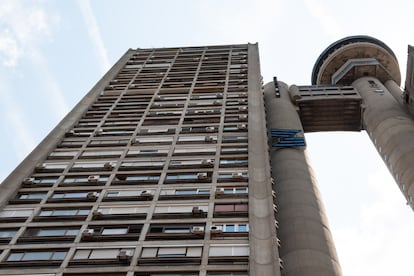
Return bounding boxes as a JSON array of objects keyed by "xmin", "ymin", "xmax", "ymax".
[
  {"xmin": 51, "ymin": 192, "xmax": 90, "ymax": 199},
  {"xmin": 216, "ymin": 187, "xmax": 248, "ymax": 197},
  {"xmin": 134, "ymin": 136, "xmax": 173, "ymax": 145},
  {"xmin": 165, "ymin": 172, "xmax": 211, "ymax": 183},
  {"xmin": 14, "ymin": 193, "xmax": 47, "ymax": 202},
  {"xmin": 94, "ymin": 205, "xmax": 148, "ymax": 219},
  {"xmin": 38, "ymin": 208, "xmax": 90, "ymax": 218},
  {"xmin": 127, "ymin": 148, "xmax": 169, "ymax": 157},
  {"xmin": 22, "ymin": 177, "xmax": 59, "ymax": 187},
  {"xmin": 80, "ymin": 150, "xmax": 123, "ymax": 158},
  {"xmin": 208, "ymin": 245, "xmax": 249, "ymax": 264},
  {"xmin": 214, "ymin": 203, "xmax": 248, "ymax": 217},
  {"xmin": 207, "ymin": 273, "xmax": 248, "ymax": 276},
  {"xmin": 19, "ymin": 227, "xmax": 79, "ymax": 243},
  {"xmin": 120, "ymin": 160, "xmax": 165, "ymax": 170},
  {"xmin": 139, "ymin": 246, "xmax": 202, "ymax": 264},
  {"xmin": 73, "ymin": 248, "xmax": 134, "ymax": 260},
  {"xmin": 114, "ymin": 174, "xmax": 160, "ymax": 184},
  {"xmin": 6, "ymin": 250, "xmax": 67, "ymax": 262},
  {"xmin": 173, "ymin": 146, "xmax": 216, "ymax": 155},
  {"xmin": 0, "ymin": 228, "xmax": 18, "ymax": 241},
  {"xmin": 82, "ymin": 225, "xmax": 142, "ymax": 241},
  {"xmin": 0, "ymin": 208, "xmax": 33, "ymax": 220},
  {"xmin": 219, "ymin": 159, "xmax": 248, "ymax": 167},
  {"xmin": 153, "ymin": 204, "xmax": 208, "ymax": 218}
]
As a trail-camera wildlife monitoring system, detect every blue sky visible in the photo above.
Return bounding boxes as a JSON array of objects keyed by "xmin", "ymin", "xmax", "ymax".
[{"xmin": 0, "ymin": 0, "xmax": 414, "ymax": 274}]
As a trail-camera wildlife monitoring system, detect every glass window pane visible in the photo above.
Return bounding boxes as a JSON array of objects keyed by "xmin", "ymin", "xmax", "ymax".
[
  {"xmin": 90, "ymin": 249, "xmax": 119, "ymax": 259},
  {"xmin": 158, "ymin": 247, "xmax": 186, "ymax": 257},
  {"xmin": 225, "ymin": 225, "xmax": 235, "ymax": 232},
  {"xmin": 102, "ymin": 228, "xmax": 128, "ymax": 235},
  {"xmin": 238, "ymin": 224, "xmax": 248, "ymax": 232},
  {"xmin": 38, "ymin": 229, "xmax": 65, "ymax": 236},
  {"xmin": 52, "ymin": 251, "xmax": 67, "ymax": 260},
  {"xmin": 0, "ymin": 230, "xmax": 17, "ymax": 238},
  {"xmin": 234, "ymin": 204, "xmax": 248, "ymax": 212},
  {"xmin": 214, "ymin": 205, "xmax": 234, "ymax": 212},
  {"xmin": 7, "ymin": 253, "xmax": 23, "ymax": 261},
  {"xmin": 141, "ymin": 248, "xmax": 157, "ymax": 258},
  {"xmin": 186, "ymin": 247, "xmax": 202, "ymax": 257},
  {"xmin": 66, "ymin": 229, "xmax": 79, "ymax": 236},
  {"xmin": 23, "ymin": 251, "xmax": 52, "ymax": 261},
  {"xmin": 73, "ymin": 249, "xmax": 90, "ymax": 260}
]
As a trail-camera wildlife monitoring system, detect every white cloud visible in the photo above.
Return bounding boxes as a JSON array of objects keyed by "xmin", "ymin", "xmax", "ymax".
[
  {"xmin": 77, "ymin": 0, "xmax": 111, "ymax": 73},
  {"xmin": 0, "ymin": 1, "xmax": 67, "ymax": 157},
  {"xmin": 0, "ymin": 0, "xmax": 58, "ymax": 67},
  {"xmin": 29, "ymin": 50, "xmax": 70, "ymax": 118},
  {"xmin": 0, "ymin": 80, "xmax": 36, "ymax": 158},
  {"xmin": 334, "ymin": 169, "xmax": 414, "ymax": 275}
]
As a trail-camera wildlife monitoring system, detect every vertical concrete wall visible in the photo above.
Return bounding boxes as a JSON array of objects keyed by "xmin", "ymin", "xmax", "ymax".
[
  {"xmin": 264, "ymin": 81, "xmax": 342, "ymax": 276},
  {"xmin": 353, "ymin": 77, "xmax": 414, "ymax": 206},
  {"xmin": 247, "ymin": 44, "xmax": 282, "ymax": 276}
]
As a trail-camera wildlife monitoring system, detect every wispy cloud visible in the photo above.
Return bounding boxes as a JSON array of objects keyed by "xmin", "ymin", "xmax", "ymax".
[
  {"xmin": 0, "ymin": 0, "xmax": 58, "ymax": 67},
  {"xmin": 30, "ymin": 50, "xmax": 70, "ymax": 118},
  {"xmin": 0, "ymin": 80, "xmax": 36, "ymax": 158},
  {"xmin": 303, "ymin": 0, "xmax": 344, "ymax": 39},
  {"xmin": 334, "ymin": 169, "xmax": 414, "ymax": 276},
  {"xmin": 77, "ymin": 0, "xmax": 111, "ymax": 73},
  {"xmin": 0, "ymin": 1, "xmax": 67, "ymax": 157}
]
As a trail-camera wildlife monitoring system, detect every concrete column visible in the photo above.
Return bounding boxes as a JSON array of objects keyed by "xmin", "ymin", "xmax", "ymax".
[
  {"xmin": 247, "ymin": 44, "xmax": 282, "ymax": 276},
  {"xmin": 264, "ymin": 81, "xmax": 342, "ymax": 276},
  {"xmin": 353, "ymin": 77, "xmax": 414, "ymax": 206}
]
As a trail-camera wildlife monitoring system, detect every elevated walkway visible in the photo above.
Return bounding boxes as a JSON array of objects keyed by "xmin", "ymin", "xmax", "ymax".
[{"xmin": 292, "ymin": 85, "xmax": 363, "ymax": 132}]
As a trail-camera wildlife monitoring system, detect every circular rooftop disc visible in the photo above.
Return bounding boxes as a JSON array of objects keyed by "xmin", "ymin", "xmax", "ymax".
[{"xmin": 312, "ymin": 35, "xmax": 401, "ymax": 85}]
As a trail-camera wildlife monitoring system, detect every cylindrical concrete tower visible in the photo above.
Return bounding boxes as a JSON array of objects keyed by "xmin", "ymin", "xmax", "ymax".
[
  {"xmin": 264, "ymin": 81, "xmax": 342, "ymax": 276},
  {"xmin": 313, "ymin": 35, "xmax": 414, "ymax": 208}
]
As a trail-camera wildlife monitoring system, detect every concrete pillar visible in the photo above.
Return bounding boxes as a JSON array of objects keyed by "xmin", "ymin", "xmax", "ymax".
[
  {"xmin": 264, "ymin": 81, "xmax": 342, "ymax": 276},
  {"xmin": 353, "ymin": 77, "xmax": 414, "ymax": 206}
]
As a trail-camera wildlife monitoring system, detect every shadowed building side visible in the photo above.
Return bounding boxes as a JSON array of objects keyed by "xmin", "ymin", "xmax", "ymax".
[{"xmin": 264, "ymin": 81, "xmax": 342, "ymax": 276}]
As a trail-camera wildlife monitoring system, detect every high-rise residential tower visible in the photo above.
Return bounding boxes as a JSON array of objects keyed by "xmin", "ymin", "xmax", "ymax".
[{"xmin": 0, "ymin": 36, "xmax": 412, "ymax": 276}]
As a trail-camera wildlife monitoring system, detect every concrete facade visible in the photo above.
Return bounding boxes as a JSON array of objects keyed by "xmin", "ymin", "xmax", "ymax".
[{"xmin": 0, "ymin": 35, "xmax": 412, "ymax": 276}]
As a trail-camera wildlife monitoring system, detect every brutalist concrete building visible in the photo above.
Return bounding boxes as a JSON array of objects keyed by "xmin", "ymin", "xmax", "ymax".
[{"xmin": 0, "ymin": 36, "xmax": 413, "ymax": 276}]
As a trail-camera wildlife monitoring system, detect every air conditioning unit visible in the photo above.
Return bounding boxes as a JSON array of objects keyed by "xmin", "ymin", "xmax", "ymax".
[
  {"xmin": 213, "ymin": 100, "xmax": 222, "ymax": 105},
  {"xmin": 238, "ymin": 114, "xmax": 248, "ymax": 121},
  {"xmin": 128, "ymin": 84, "xmax": 137, "ymax": 88},
  {"xmin": 140, "ymin": 190, "xmax": 152, "ymax": 198},
  {"xmin": 201, "ymin": 159, "xmax": 214, "ymax": 166},
  {"xmin": 237, "ymin": 123, "xmax": 247, "ymax": 130},
  {"xmin": 103, "ymin": 162, "xmax": 114, "ymax": 170},
  {"xmin": 87, "ymin": 192, "xmax": 99, "ymax": 200},
  {"xmin": 82, "ymin": 228, "xmax": 94, "ymax": 237},
  {"xmin": 205, "ymin": 126, "xmax": 215, "ymax": 132},
  {"xmin": 35, "ymin": 164, "xmax": 45, "ymax": 171},
  {"xmin": 197, "ymin": 172, "xmax": 208, "ymax": 180},
  {"xmin": 232, "ymin": 172, "xmax": 244, "ymax": 179},
  {"xmin": 95, "ymin": 128, "xmax": 104, "ymax": 136},
  {"xmin": 65, "ymin": 130, "xmax": 75, "ymax": 137},
  {"xmin": 192, "ymin": 206, "xmax": 203, "ymax": 215},
  {"xmin": 238, "ymin": 106, "xmax": 248, "ymax": 112},
  {"xmin": 238, "ymin": 99, "xmax": 247, "ymax": 104},
  {"xmin": 191, "ymin": 226, "xmax": 205, "ymax": 234},
  {"xmin": 210, "ymin": 225, "xmax": 223, "ymax": 234},
  {"xmin": 23, "ymin": 178, "xmax": 35, "ymax": 185},
  {"xmin": 215, "ymin": 188, "xmax": 225, "ymax": 195},
  {"xmin": 88, "ymin": 175, "xmax": 99, "ymax": 183},
  {"xmin": 92, "ymin": 210, "xmax": 103, "ymax": 217},
  {"xmin": 154, "ymin": 95, "xmax": 162, "ymax": 100},
  {"xmin": 205, "ymin": 136, "xmax": 216, "ymax": 143},
  {"xmin": 215, "ymin": 93, "xmax": 223, "ymax": 99},
  {"xmin": 117, "ymin": 250, "xmax": 132, "ymax": 261}
]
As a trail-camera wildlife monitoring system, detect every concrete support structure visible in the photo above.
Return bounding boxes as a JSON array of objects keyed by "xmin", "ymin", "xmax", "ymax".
[
  {"xmin": 264, "ymin": 82, "xmax": 342, "ymax": 276},
  {"xmin": 353, "ymin": 78, "xmax": 414, "ymax": 205}
]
